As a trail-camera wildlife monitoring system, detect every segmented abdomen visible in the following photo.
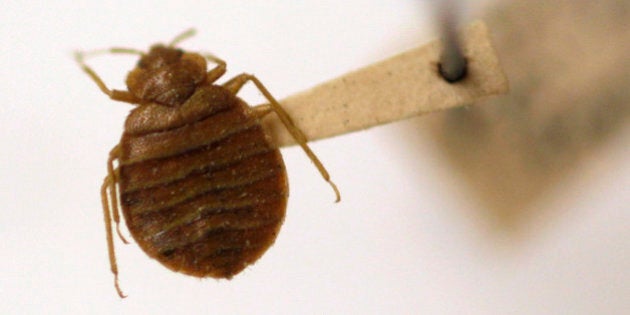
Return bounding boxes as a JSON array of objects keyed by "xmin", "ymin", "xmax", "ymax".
[{"xmin": 117, "ymin": 85, "xmax": 288, "ymax": 278}]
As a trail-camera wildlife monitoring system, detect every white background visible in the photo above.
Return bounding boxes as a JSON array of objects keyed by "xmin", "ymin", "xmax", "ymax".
[{"xmin": 1, "ymin": 1, "xmax": 628, "ymax": 314}]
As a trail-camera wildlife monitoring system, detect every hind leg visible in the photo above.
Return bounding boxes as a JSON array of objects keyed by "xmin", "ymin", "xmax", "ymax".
[
  {"xmin": 223, "ymin": 73, "xmax": 340, "ymax": 202},
  {"xmin": 101, "ymin": 145, "xmax": 127, "ymax": 298}
]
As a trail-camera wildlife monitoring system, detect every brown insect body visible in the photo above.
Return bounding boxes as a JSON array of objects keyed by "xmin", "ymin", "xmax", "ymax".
[
  {"xmin": 76, "ymin": 30, "xmax": 339, "ymax": 298},
  {"xmin": 119, "ymin": 47, "xmax": 287, "ymax": 278}
]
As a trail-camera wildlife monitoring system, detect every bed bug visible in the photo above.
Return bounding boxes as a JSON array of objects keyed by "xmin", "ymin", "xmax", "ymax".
[{"xmin": 75, "ymin": 29, "xmax": 340, "ymax": 298}]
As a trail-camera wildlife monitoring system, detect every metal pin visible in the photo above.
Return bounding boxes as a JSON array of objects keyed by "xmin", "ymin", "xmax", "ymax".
[{"xmin": 437, "ymin": 1, "xmax": 467, "ymax": 83}]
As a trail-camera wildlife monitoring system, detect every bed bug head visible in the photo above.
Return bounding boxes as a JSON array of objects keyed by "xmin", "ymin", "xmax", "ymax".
[{"xmin": 126, "ymin": 45, "xmax": 207, "ymax": 107}]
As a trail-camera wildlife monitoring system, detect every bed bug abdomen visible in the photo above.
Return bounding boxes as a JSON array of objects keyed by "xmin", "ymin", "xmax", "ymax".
[{"xmin": 117, "ymin": 85, "xmax": 288, "ymax": 278}]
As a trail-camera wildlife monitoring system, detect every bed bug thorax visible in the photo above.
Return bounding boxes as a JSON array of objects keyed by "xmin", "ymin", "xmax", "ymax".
[{"xmin": 75, "ymin": 29, "xmax": 340, "ymax": 298}]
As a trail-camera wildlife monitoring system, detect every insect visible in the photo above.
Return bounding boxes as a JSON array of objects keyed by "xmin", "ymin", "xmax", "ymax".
[{"xmin": 75, "ymin": 29, "xmax": 340, "ymax": 298}]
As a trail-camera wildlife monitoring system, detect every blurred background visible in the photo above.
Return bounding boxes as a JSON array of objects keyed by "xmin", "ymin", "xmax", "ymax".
[{"xmin": 1, "ymin": 0, "xmax": 627, "ymax": 314}]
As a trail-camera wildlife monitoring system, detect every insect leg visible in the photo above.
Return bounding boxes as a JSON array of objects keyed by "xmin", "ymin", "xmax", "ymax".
[
  {"xmin": 225, "ymin": 73, "xmax": 340, "ymax": 202},
  {"xmin": 203, "ymin": 53, "xmax": 227, "ymax": 84},
  {"xmin": 107, "ymin": 146, "xmax": 129, "ymax": 244},
  {"xmin": 251, "ymin": 104, "xmax": 274, "ymax": 119},
  {"xmin": 74, "ymin": 49, "xmax": 142, "ymax": 104},
  {"xmin": 222, "ymin": 73, "xmax": 250, "ymax": 94},
  {"xmin": 101, "ymin": 174, "xmax": 126, "ymax": 298}
]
